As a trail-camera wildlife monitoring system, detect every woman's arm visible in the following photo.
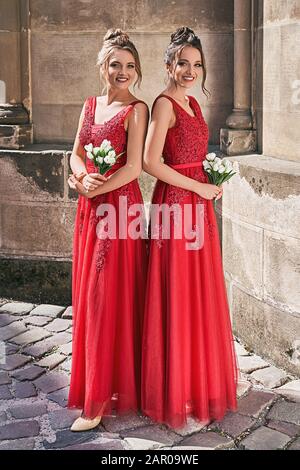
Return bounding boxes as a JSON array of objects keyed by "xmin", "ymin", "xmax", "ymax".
[
  {"xmin": 143, "ymin": 97, "xmax": 221, "ymax": 200},
  {"xmin": 69, "ymin": 104, "xmax": 87, "ymax": 176},
  {"xmin": 83, "ymin": 102, "xmax": 149, "ymax": 199}
]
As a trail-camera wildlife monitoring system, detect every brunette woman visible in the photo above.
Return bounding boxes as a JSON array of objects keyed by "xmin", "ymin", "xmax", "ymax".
[{"xmin": 141, "ymin": 27, "xmax": 240, "ymax": 429}]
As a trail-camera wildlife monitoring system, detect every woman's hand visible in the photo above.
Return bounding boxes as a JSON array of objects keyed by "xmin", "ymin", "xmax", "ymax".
[
  {"xmin": 67, "ymin": 174, "xmax": 79, "ymax": 190},
  {"xmin": 215, "ymin": 185, "xmax": 223, "ymax": 200},
  {"xmin": 67, "ymin": 175, "xmax": 87, "ymax": 196},
  {"xmin": 82, "ymin": 173, "xmax": 108, "ymax": 192},
  {"xmin": 194, "ymin": 182, "xmax": 222, "ymax": 200}
]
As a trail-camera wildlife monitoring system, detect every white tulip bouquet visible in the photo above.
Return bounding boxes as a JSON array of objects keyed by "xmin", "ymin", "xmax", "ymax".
[
  {"xmin": 84, "ymin": 140, "xmax": 124, "ymax": 175},
  {"xmin": 203, "ymin": 152, "xmax": 237, "ymax": 186}
]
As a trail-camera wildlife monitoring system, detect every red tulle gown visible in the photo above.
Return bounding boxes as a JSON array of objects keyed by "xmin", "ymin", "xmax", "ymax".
[
  {"xmin": 141, "ymin": 94, "xmax": 240, "ymax": 429},
  {"xmin": 68, "ymin": 96, "xmax": 148, "ymax": 419}
]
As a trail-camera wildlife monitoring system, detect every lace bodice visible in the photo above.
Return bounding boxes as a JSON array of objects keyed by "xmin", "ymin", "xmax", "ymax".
[
  {"xmin": 77, "ymin": 96, "xmax": 148, "ymax": 270},
  {"xmin": 79, "ymin": 96, "xmax": 145, "ymax": 172},
  {"xmin": 150, "ymin": 94, "xmax": 215, "ymax": 244},
  {"xmin": 152, "ymin": 94, "xmax": 209, "ymax": 165}
]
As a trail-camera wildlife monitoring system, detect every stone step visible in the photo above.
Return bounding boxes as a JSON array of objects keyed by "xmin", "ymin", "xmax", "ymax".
[{"xmin": 0, "ymin": 124, "xmax": 33, "ymax": 149}]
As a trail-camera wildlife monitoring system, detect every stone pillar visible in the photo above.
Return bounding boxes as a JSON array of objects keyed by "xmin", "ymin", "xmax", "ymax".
[
  {"xmin": 0, "ymin": 0, "xmax": 32, "ymax": 148},
  {"xmin": 221, "ymin": 0, "xmax": 300, "ymax": 376},
  {"xmin": 220, "ymin": 0, "xmax": 256, "ymax": 155}
]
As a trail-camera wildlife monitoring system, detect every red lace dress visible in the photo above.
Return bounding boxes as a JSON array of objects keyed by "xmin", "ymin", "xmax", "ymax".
[
  {"xmin": 141, "ymin": 95, "xmax": 240, "ymax": 429},
  {"xmin": 68, "ymin": 96, "xmax": 148, "ymax": 419}
]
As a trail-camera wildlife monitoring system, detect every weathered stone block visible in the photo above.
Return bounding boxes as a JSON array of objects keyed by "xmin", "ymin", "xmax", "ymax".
[
  {"xmin": 232, "ymin": 285, "xmax": 300, "ymax": 376},
  {"xmin": 29, "ymin": 0, "xmax": 234, "ymax": 32},
  {"xmin": 223, "ymin": 217, "xmax": 263, "ymax": 298},
  {"xmin": 263, "ymin": 232, "xmax": 300, "ymax": 314},
  {"xmin": 0, "ymin": 151, "xmax": 65, "ymax": 201},
  {"xmin": 224, "ymin": 156, "xmax": 300, "ymax": 237},
  {"xmin": 0, "ymin": 203, "xmax": 76, "ymax": 256},
  {"xmin": 220, "ymin": 129, "xmax": 257, "ymax": 155}
]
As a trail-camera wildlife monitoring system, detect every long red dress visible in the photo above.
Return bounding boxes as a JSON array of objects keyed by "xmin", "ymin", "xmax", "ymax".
[
  {"xmin": 141, "ymin": 94, "xmax": 240, "ymax": 429},
  {"xmin": 68, "ymin": 96, "xmax": 148, "ymax": 419}
]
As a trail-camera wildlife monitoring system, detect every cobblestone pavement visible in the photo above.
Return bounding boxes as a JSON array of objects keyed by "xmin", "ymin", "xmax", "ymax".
[{"xmin": 0, "ymin": 299, "xmax": 299, "ymax": 451}]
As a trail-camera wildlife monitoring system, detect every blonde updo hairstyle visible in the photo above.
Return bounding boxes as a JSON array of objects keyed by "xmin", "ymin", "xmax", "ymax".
[
  {"xmin": 164, "ymin": 26, "xmax": 210, "ymax": 97},
  {"xmin": 97, "ymin": 28, "xmax": 142, "ymax": 92}
]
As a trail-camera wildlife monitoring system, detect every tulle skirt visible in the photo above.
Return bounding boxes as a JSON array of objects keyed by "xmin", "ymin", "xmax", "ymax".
[
  {"xmin": 141, "ymin": 169, "xmax": 240, "ymax": 429},
  {"xmin": 68, "ymin": 178, "xmax": 148, "ymax": 419}
]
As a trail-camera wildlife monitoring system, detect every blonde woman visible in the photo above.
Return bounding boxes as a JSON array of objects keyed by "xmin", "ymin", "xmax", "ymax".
[{"xmin": 68, "ymin": 29, "xmax": 149, "ymax": 431}]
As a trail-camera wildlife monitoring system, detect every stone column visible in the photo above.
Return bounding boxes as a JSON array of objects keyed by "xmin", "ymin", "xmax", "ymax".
[
  {"xmin": 220, "ymin": 0, "xmax": 256, "ymax": 155},
  {"xmin": 0, "ymin": 0, "xmax": 32, "ymax": 148}
]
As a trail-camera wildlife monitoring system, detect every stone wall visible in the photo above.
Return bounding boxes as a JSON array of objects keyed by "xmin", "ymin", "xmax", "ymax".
[
  {"xmin": 28, "ymin": 0, "xmax": 234, "ymax": 144},
  {"xmin": 0, "ymin": 146, "xmax": 74, "ymax": 304},
  {"xmin": 221, "ymin": 155, "xmax": 300, "ymax": 376},
  {"xmin": 0, "ymin": 0, "xmax": 233, "ymax": 301},
  {"xmin": 263, "ymin": 0, "xmax": 300, "ymax": 162},
  {"xmin": 0, "ymin": 144, "xmax": 156, "ymax": 304},
  {"xmin": 222, "ymin": 0, "xmax": 300, "ymax": 377},
  {"xmin": 1, "ymin": 0, "xmax": 299, "ymax": 377},
  {"xmin": 0, "ymin": 0, "xmax": 30, "ymax": 106},
  {"xmin": 0, "ymin": 0, "xmax": 21, "ymax": 103}
]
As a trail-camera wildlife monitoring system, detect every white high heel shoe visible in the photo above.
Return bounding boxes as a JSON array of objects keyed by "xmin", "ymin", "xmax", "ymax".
[{"xmin": 70, "ymin": 415, "xmax": 102, "ymax": 432}]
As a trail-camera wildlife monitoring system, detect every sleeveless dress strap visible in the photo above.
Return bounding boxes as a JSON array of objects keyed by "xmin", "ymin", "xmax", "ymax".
[
  {"xmin": 90, "ymin": 96, "xmax": 97, "ymax": 123},
  {"xmin": 151, "ymin": 94, "xmax": 184, "ymax": 118},
  {"xmin": 187, "ymin": 95, "xmax": 200, "ymax": 118},
  {"xmin": 79, "ymin": 97, "xmax": 94, "ymax": 145},
  {"xmin": 123, "ymin": 100, "xmax": 148, "ymax": 120},
  {"xmin": 129, "ymin": 99, "xmax": 147, "ymax": 107},
  {"xmin": 151, "ymin": 94, "xmax": 173, "ymax": 113},
  {"xmin": 152, "ymin": 94, "xmax": 196, "ymax": 117},
  {"xmin": 84, "ymin": 96, "xmax": 94, "ymax": 110},
  {"xmin": 90, "ymin": 97, "xmax": 147, "ymax": 123},
  {"xmin": 157, "ymin": 94, "xmax": 178, "ymax": 105},
  {"xmin": 82, "ymin": 96, "xmax": 95, "ymax": 124}
]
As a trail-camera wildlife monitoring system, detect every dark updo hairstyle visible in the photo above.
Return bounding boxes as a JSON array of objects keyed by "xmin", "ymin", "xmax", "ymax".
[
  {"xmin": 97, "ymin": 28, "xmax": 142, "ymax": 90},
  {"xmin": 164, "ymin": 26, "xmax": 209, "ymax": 97}
]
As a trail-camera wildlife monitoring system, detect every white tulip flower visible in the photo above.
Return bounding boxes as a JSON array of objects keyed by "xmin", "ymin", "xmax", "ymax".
[
  {"xmin": 104, "ymin": 155, "xmax": 116, "ymax": 164},
  {"xmin": 100, "ymin": 139, "xmax": 112, "ymax": 151},
  {"xmin": 93, "ymin": 147, "xmax": 101, "ymax": 155},
  {"xmin": 96, "ymin": 156, "xmax": 104, "ymax": 164},
  {"xmin": 218, "ymin": 166, "xmax": 226, "ymax": 174},
  {"xmin": 206, "ymin": 152, "xmax": 216, "ymax": 162},
  {"xmin": 87, "ymin": 151, "xmax": 94, "ymax": 160},
  {"xmin": 213, "ymin": 163, "xmax": 220, "ymax": 171},
  {"xmin": 84, "ymin": 143, "xmax": 93, "ymax": 153},
  {"xmin": 107, "ymin": 150, "xmax": 116, "ymax": 159},
  {"xmin": 223, "ymin": 159, "xmax": 233, "ymax": 171}
]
